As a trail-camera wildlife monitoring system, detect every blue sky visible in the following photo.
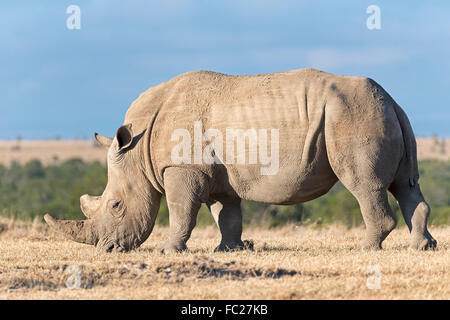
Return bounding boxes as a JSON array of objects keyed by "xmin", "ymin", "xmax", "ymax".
[{"xmin": 1, "ymin": 0, "xmax": 449, "ymax": 139}]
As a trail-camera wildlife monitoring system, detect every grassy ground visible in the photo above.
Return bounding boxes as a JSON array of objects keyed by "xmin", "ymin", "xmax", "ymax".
[{"xmin": 0, "ymin": 217, "xmax": 448, "ymax": 299}]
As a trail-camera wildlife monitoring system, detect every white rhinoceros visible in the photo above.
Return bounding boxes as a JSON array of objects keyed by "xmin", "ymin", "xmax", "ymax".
[{"xmin": 45, "ymin": 68, "xmax": 436, "ymax": 252}]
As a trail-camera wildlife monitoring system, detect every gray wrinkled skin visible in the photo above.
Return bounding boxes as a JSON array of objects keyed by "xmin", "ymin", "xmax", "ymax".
[{"xmin": 45, "ymin": 68, "xmax": 437, "ymax": 253}]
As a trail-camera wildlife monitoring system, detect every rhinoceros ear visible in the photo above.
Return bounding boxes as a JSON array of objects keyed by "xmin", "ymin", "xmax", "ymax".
[
  {"xmin": 94, "ymin": 133, "xmax": 113, "ymax": 148},
  {"xmin": 116, "ymin": 123, "xmax": 133, "ymax": 151}
]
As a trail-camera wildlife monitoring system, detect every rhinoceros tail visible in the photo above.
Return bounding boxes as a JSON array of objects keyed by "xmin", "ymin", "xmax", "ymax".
[{"xmin": 393, "ymin": 103, "xmax": 419, "ymax": 187}]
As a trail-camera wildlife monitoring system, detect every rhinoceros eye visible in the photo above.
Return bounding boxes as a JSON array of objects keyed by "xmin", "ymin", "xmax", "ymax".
[
  {"xmin": 112, "ymin": 201, "xmax": 120, "ymax": 209},
  {"xmin": 107, "ymin": 199, "xmax": 125, "ymax": 217}
]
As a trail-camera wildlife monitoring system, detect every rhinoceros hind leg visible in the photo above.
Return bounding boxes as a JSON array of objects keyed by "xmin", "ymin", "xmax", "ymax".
[
  {"xmin": 326, "ymin": 134, "xmax": 400, "ymax": 250},
  {"xmin": 326, "ymin": 164, "xmax": 398, "ymax": 249},
  {"xmin": 352, "ymin": 189, "xmax": 397, "ymax": 250},
  {"xmin": 207, "ymin": 197, "xmax": 249, "ymax": 252},
  {"xmin": 389, "ymin": 180, "xmax": 437, "ymax": 250},
  {"xmin": 326, "ymin": 150, "xmax": 398, "ymax": 249}
]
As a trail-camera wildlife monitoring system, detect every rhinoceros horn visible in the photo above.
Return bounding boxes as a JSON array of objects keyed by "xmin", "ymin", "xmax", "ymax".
[{"xmin": 44, "ymin": 214, "xmax": 98, "ymax": 245}]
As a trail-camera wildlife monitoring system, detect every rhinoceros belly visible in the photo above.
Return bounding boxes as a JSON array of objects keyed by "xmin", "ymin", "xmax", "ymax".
[
  {"xmin": 221, "ymin": 134, "xmax": 338, "ymax": 204},
  {"xmin": 208, "ymin": 85, "xmax": 338, "ymax": 204}
]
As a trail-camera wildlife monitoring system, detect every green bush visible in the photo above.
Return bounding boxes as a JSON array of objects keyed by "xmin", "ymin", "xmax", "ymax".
[{"xmin": 0, "ymin": 159, "xmax": 107, "ymax": 220}]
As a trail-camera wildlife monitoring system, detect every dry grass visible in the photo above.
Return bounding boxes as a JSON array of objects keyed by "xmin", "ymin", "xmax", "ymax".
[
  {"xmin": 416, "ymin": 137, "xmax": 450, "ymax": 162},
  {"xmin": 0, "ymin": 137, "xmax": 448, "ymax": 166},
  {"xmin": 0, "ymin": 140, "xmax": 106, "ymax": 166},
  {"xmin": 0, "ymin": 217, "xmax": 448, "ymax": 300}
]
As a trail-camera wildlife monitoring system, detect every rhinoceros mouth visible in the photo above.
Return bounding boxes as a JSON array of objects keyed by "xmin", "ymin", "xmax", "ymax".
[{"xmin": 96, "ymin": 238, "xmax": 131, "ymax": 253}]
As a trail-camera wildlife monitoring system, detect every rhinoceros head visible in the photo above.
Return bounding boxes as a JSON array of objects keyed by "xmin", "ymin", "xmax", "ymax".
[{"xmin": 45, "ymin": 124, "xmax": 162, "ymax": 252}]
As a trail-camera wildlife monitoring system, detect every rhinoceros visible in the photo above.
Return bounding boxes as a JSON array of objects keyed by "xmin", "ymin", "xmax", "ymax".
[{"xmin": 44, "ymin": 68, "xmax": 436, "ymax": 252}]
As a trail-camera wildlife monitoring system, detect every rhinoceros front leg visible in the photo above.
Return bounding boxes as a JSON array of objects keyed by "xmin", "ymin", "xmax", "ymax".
[
  {"xmin": 159, "ymin": 167, "xmax": 210, "ymax": 254},
  {"xmin": 207, "ymin": 197, "xmax": 245, "ymax": 252}
]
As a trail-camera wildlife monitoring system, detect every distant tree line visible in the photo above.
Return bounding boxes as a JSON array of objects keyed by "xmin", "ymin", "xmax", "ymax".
[{"xmin": 0, "ymin": 159, "xmax": 449, "ymax": 227}]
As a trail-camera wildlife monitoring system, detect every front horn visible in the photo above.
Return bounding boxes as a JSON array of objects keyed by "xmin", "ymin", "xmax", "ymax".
[{"xmin": 44, "ymin": 214, "xmax": 98, "ymax": 245}]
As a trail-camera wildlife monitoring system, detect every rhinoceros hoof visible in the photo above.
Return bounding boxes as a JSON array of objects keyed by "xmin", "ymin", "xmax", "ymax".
[
  {"xmin": 214, "ymin": 240, "xmax": 254, "ymax": 252},
  {"xmin": 361, "ymin": 240, "xmax": 383, "ymax": 251},
  {"xmin": 159, "ymin": 241, "xmax": 187, "ymax": 254},
  {"xmin": 409, "ymin": 235, "xmax": 437, "ymax": 251}
]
